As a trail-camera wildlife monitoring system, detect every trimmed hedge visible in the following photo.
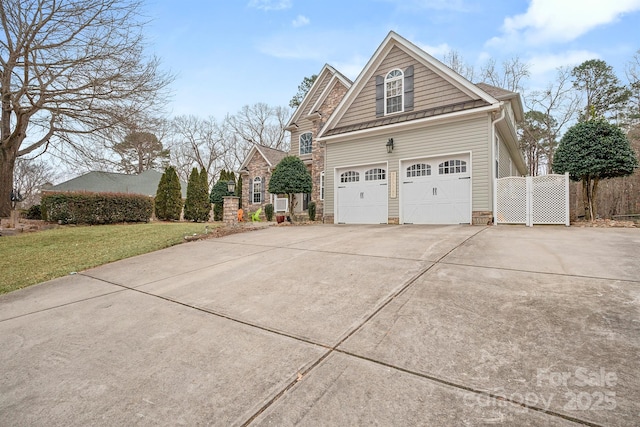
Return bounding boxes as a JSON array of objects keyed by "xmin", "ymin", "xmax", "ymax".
[{"xmin": 42, "ymin": 192, "xmax": 153, "ymax": 225}]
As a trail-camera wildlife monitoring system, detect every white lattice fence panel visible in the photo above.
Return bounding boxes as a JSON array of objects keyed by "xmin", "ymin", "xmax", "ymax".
[
  {"xmin": 532, "ymin": 174, "xmax": 569, "ymax": 225},
  {"xmin": 496, "ymin": 177, "xmax": 527, "ymax": 224}
]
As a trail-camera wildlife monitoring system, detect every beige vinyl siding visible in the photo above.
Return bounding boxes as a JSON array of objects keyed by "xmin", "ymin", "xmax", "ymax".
[
  {"xmin": 289, "ymin": 121, "xmax": 314, "ymax": 157},
  {"xmin": 498, "ymin": 139, "xmax": 513, "ymax": 178},
  {"xmin": 325, "ymin": 115, "xmax": 491, "ymax": 217},
  {"xmin": 336, "ymin": 45, "xmax": 474, "ymax": 128}
]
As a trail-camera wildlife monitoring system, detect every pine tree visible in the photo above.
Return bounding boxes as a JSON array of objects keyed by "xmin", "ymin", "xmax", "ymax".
[{"xmin": 155, "ymin": 166, "xmax": 182, "ymax": 220}]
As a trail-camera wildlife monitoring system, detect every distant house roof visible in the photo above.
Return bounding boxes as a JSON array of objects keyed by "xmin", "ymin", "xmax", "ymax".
[
  {"xmin": 239, "ymin": 144, "xmax": 288, "ymax": 172},
  {"xmin": 46, "ymin": 169, "xmax": 188, "ymax": 198}
]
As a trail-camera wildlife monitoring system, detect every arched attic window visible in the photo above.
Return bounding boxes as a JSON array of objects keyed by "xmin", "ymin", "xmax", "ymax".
[{"xmin": 385, "ymin": 69, "xmax": 403, "ymax": 114}]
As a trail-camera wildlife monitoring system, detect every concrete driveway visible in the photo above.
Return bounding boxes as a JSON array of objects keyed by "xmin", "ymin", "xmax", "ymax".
[{"xmin": 1, "ymin": 225, "xmax": 638, "ymax": 426}]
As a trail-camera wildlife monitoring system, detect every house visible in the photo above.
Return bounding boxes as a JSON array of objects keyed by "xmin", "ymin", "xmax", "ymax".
[
  {"xmin": 241, "ymin": 31, "xmax": 526, "ymax": 224},
  {"xmin": 45, "ymin": 169, "xmax": 188, "ymax": 198},
  {"xmin": 238, "ymin": 144, "xmax": 288, "ymax": 212}
]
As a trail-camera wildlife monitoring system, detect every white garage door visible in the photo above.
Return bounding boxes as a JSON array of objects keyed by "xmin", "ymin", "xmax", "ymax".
[
  {"xmin": 336, "ymin": 165, "xmax": 388, "ymax": 224},
  {"xmin": 401, "ymin": 155, "xmax": 471, "ymax": 224}
]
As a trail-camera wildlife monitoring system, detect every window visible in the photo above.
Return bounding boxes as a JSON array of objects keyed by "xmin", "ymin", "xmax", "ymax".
[
  {"xmin": 252, "ymin": 177, "xmax": 262, "ymax": 203},
  {"xmin": 439, "ymin": 160, "xmax": 467, "ymax": 175},
  {"xmin": 340, "ymin": 171, "xmax": 359, "ymax": 183},
  {"xmin": 320, "ymin": 171, "xmax": 325, "ymax": 200},
  {"xmin": 385, "ymin": 69, "xmax": 403, "ymax": 114},
  {"xmin": 365, "ymin": 168, "xmax": 386, "ymax": 181},
  {"xmin": 299, "ymin": 132, "xmax": 312, "ymax": 155},
  {"xmin": 406, "ymin": 163, "xmax": 431, "ymax": 177}
]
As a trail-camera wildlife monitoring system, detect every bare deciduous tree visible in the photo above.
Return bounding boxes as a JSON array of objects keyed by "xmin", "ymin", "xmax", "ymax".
[
  {"xmin": 169, "ymin": 115, "xmax": 228, "ymax": 187},
  {"xmin": 225, "ymin": 103, "xmax": 291, "ymax": 151},
  {"xmin": 0, "ymin": 0, "xmax": 173, "ymax": 216},
  {"xmin": 441, "ymin": 50, "xmax": 475, "ymax": 82},
  {"xmin": 526, "ymin": 67, "xmax": 580, "ymax": 173},
  {"xmin": 13, "ymin": 157, "xmax": 58, "ymax": 207},
  {"xmin": 479, "ymin": 57, "xmax": 530, "ymax": 94}
]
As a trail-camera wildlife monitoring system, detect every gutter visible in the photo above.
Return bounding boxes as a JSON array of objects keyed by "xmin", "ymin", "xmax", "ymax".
[{"xmin": 491, "ymin": 102, "xmax": 506, "ymax": 226}]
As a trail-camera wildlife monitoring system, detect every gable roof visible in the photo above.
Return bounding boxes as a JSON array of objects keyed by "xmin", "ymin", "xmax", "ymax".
[
  {"xmin": 46, "ymin": 169, "xmax": 187, "ymax": 198},
  {"xmin": 319, "ymin": 31, "xmax": 502, "ymax": 138},
  {"xmin": 285, "ymin": 64, "xmax": 352, "ymax": 130},
  {"xmin": 239, "ymin": 144, "xmax": 288, "ymax": 171}
]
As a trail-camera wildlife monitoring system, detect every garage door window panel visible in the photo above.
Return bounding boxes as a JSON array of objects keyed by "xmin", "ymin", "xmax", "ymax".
[
  {"xmin": 439, "ymin": 160, "xmax": 467, "ymax": 175},
  {"xmin": 365, "ymin": 168, "xmax": 386, "ymax": 181},
  {"xmin": 340, "ymin": 171, "xmax": 360, "ymax": 183},
  {"xmin": 406, "ymin": 163, "xmax": 431, "ymax": 177}
]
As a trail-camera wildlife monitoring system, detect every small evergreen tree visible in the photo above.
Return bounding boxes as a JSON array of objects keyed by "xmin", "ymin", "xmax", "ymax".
[
  {"xmin": 268, "ymin": 156, "xmax": 312, "ymax": 219},
  {"xmin": 210, "ymin": 178, "xmax": 231, "ymax": 221},
  {"xmin": 184, "ymin": 167, "xmax": 210, "ymax": 222},
  {"xmin": 155, "ymin": 166, "xmax": 182, "ymax": 220},
  {"xmin": 554, "ymin": 119, "xmax": 638, "ymax": 220},
  {"xmin": 199, "ymin": 168, "xmax": 211, "ymax": 221}
]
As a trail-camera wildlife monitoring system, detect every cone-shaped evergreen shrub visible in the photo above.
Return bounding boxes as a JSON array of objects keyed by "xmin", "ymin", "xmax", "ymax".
[
  {"xmin": 184, "ymin": 167, "xmax": 210, "ymax": 222},
  {"xmin": 155, "ymin": 166, "xmax": 182, "ymax": 220}
]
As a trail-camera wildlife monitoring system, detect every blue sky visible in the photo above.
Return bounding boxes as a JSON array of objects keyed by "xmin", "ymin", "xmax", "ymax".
[{"xmin": 146, "ymin": 0, "xmax": 640, "ymax": 120}]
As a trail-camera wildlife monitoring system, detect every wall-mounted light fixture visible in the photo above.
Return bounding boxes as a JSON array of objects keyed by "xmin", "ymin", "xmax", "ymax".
[{"xmin": 386, "ymin": 138, "xmax": 394, "ymax": 154}]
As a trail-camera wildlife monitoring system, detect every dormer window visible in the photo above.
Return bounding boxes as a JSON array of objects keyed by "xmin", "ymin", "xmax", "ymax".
[
  {"xmin": 385, "ymin": 69, "xmax": 403, "ymax": 114},
  {"xmin": 299, "ymin": 132, "xmax": 312, "ymax": 155}
]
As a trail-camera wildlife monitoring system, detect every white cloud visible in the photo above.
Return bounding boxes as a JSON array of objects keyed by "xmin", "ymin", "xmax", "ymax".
[
  {"xmin": 528, "ymin": 50, "xmax": 599, "ymax": 75},
  {"xmin": 247, "ymin": 0, "xmax": 292, "ymax": 11},
  {"xmin": 292, "ymin": 15, "xmax": 310, "ymax": 28},
  {"xmin": 490, "ymin": 0, "xmax": 640, "ymax": 47}
]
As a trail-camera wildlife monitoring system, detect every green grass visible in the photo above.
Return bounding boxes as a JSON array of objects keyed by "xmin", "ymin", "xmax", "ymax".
[{"xmin": 0, "ymin": 222, "xmax": 218, "ymax": 294}]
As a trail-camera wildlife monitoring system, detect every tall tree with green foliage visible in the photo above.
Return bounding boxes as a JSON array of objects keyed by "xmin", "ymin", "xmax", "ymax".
[
  {"xmin": 154, "ymin": 166, "xmax": 183, "ymax": 220},
  {"xmin": 113, "ymin": 131, "xmax": 170, "ymax": 174},
  {"xmin": 572, "ymin": 59, "xmax": 630, "ymax": 122},
  {"xmin": 268, "ymin": 156, "xmax": 312, "ymax": 219},
  {"xmin": 289, "ymin": 75, "xmax": 318, "ymax": 108},
  {"xmin": 184, "ymin": 167, "xmax": 210, "ymax": 222},
  {"xmin": 553, "ymin": 119, "xmax": 638, "ymax": 221}
]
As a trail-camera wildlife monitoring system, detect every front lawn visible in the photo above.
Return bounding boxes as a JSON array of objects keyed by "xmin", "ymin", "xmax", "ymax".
[{"xmin": 0, "ymin": 222, "xmax": 217, "ymax": 294}]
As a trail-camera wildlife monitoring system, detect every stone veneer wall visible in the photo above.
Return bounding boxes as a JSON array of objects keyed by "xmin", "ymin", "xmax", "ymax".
[
  {"xmin": 309, "ymin": 82, "xmax": 349, "ymax": 221},
  {"xmin": 472, "ymin": 211, "xmax": 493, "ymax": 225},
  {"xmin": 241, "ymin": 152, "xmax": 274, "ymax": 220}
]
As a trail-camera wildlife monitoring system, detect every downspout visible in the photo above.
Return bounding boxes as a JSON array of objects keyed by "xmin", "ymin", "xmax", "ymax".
[{"xmin": 491, "ymin": 102, "xmax": 505, "ymax": 226}]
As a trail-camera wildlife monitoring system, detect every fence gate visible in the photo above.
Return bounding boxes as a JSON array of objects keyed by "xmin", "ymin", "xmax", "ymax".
[{"xmin": 496, "ymin": 173, "xmax": 569, "ymax": 226}]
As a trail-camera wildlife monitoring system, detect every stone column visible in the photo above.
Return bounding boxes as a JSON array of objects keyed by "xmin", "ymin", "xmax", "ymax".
[{"xmin": 223, "ymin": 196, "xmax": 239, "ymax": 226}]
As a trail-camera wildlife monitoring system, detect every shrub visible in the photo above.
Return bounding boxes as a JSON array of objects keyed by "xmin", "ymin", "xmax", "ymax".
[
  {"xmin": 308, "ymin": 201, "xmax": 316, "ymax": 221},
  {"xmin": 155, "ymin": 166, "xmax": 183, "ymax": 220},
  {"xmin": 210, "ymin": 179, "xmax": 231, "ymax": 222},
  {"xmin": 264, "ymin": 203, "xmax": 274, "ymax": 221},
  {"xmin": 25, "ymin": 204, "xmax": 42, "ymax": 220},
  {"xmin": 41, "ymin": 192, "xmax": 152, "ymax": 224},
  {"xmin": 184, "ymin": 167, "xmax": 210, "ymax": 222},
  {"xmin": 268, "ymin": 156, "xmax": 312, "ymax": 219}
]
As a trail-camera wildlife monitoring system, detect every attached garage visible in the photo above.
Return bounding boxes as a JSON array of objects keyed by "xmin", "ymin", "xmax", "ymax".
[
  {"xmin": 336, "ymin": 164, "xmax": 388, "ymax": 224},
  {"xmin": 401, "ymin": 154, "xmax": 471, "ymax": 224}
]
